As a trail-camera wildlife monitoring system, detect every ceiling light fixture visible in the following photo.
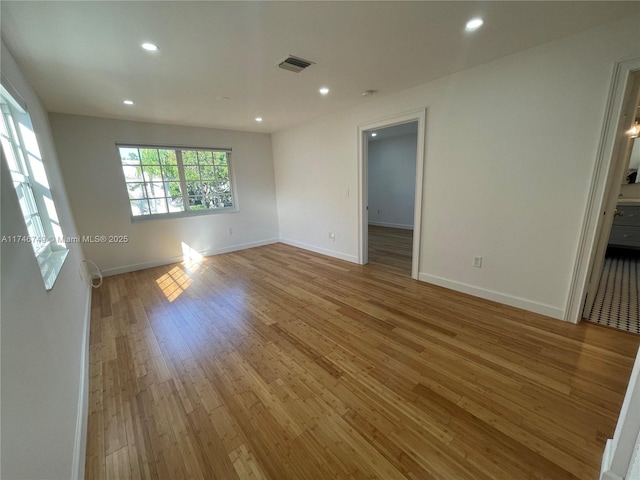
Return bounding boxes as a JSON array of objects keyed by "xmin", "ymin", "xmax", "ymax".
[
  {"xmin": 371, "ymin": 133, "xmax": 377, "ymax": 137},
  {"xmin": 142, "ymin": 42, "xmax": 159, "ymax": 51},
  {"xmin": 255, "ymin": 117, "xmax": 263, "ymax": 122},
  {"xmin": 319, "ymin": 87, "xmax": 330, "ymax": 95},
  {"xmin": 465, "ymin": 18, "xmax": 484, "ymax": 32},
  {"xmin": 362, "ymin": 90, "xmax": 377, "ymax": 97},
  {"xmin": 123, "ymin": 100, "xmax": 134, "ymax": 105},
  {"xmin": 628, "ymin": 118, "xmax": 640, "ymax": 138}
]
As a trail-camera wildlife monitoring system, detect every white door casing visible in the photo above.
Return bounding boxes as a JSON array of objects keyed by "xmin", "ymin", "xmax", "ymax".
[
  {"xmin": 566, "ymin": 58, "xmax": 640, "ymax": 323},
  {"xmin": 357, "ymin": 108, "xmax": 427, "ymax": 280}
]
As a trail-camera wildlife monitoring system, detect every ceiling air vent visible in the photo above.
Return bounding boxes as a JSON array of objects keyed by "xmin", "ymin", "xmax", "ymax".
[{"xmin": 278, "ymin": 55, "xmax": 314, "ymax": 73}]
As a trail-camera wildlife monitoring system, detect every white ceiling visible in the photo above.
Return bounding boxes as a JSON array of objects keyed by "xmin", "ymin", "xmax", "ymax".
[{"xmin": 2, "ymin": 1, "xmax": 638, "ymax": 134}]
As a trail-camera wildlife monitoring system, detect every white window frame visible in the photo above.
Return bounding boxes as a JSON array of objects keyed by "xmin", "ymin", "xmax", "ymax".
[
  {"xmin": 116, "ymin": 144, "xmax": 238, "ymax": 222},
  {"xmin": 1, "ymin": 75, "xmax": 68, "ymax": 290}
]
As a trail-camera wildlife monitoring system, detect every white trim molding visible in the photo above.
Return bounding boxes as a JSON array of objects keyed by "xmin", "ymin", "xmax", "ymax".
[
  {"xmin": 357, "ymin": 108, "xmax": 427, "ymax": 280},
  {"xmin": 72, "ymin": 283, "xmax": 92, "ymax": 480},
  {"xmin": 420, "ymin": 272, "xmax": 565, "ymax": 320},
  {"xmin": 101, "ymin": 238, "xmax": 279, "ymax": 276},
  {"xmin": 279, "ymin": 238, "xmax": 359, "ymax": 263},
  {"xmin": 368, "ymin": 221, "xmax": 414, "ymax": 230}
]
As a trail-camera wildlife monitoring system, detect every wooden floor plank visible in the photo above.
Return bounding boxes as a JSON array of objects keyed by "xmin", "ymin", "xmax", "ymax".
[{"xmin": 85, "ymin": 234, "xmax": 640, "ymax": 479}]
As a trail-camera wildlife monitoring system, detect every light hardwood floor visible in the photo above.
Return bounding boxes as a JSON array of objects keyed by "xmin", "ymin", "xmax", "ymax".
[
  {"xmin": 368, "ymin": 225, "xmax": 413, "ymax": 275},
  {"xmin": 86, "ymin": 242, "xmax": 640, "ymax": 479}
]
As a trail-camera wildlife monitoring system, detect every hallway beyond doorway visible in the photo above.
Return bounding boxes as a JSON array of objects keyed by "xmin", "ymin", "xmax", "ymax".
[{"xmin": 368, "ymin": 225, "xmax": 412, "ymax": 276}]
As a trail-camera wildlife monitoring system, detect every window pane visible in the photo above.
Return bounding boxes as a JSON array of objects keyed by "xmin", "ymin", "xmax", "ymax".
[
  {"xmin": 130, "ymin": 199, "xmax": 150, "ymax": 216},
  {"xmin": 6, "ymin": 114, "xmax": 22, "ymax": 149},
  {"xmin": 165, "ymin": 181, "xmax": 182, "ymax": 199},
  {"xmin": 220, "ymin": 194, "xmax": 233, "ymax": 207},
  {"xmin": 168, "ymin": 196, "xmax": 184, "ymax": 213},
  {"xmin": 216, "ymin": 164, "xmax": 229, "ymax": 181},
  {"xmin": 142, "ymin": 165, "xmax": 162, "ymax": 182},
  {"xmin": 184, "ymin": 165, "xmax": 199, "ymax": 181},
  {"xmin": 149, "ymin": 198, "xmax": 168, "ymax": 214},
  {"xmin": 126, "ymin": 183, "xmax": 145, "ymax": 199},
  {"xmin": 2, "ymin": 87, "xmax": 68, "ymax": 289},
  {"xmin": 159, "ymin": 149, "xmax": 177, "ymax": 166},
  {"xmin": 213, "ymin": 152, "xmax": 227, "ymax": 165},
  {"xmin": 26, "ymin": 214, "xmax": 46, "ymax": 241},
  {"xmin": 1, "ymin": 136, "xmax": 19, "ymax": 172},
  {"xmin": 123, "ymin": 165, "xmax": 143, "ymax": 181},
  {"xmin": 189, "ymin": 197, "xmax": 205, "ymax": 210},
  {"xmin": 186, "ymin": 181, "xmax": 199, "ymax": 197},
  {"xmin": 0, "ymin": 111, "xmax": 9, "ymax": 137},
  {"xmin": 140, "ymin": 148, "xmax": 160, "ymax": 165},
  {"xmin": 119, "ymin": 147, "xmax": 140, "ymax": 165},
  {"xmin": 200, "ymin": 164, "xmax": 215, "ymax": 180},
  {"xmin": 162, "ymin": 165, "xmax": 179, "ymax": 181},
  {"xmin": 198, "ymin": 150, "xmax": 213, "ymax": 163},
  {"xmin": 186, "ymin": 181, "xmax": 231, "ymax": 209},
  {"xmin": 182, "ymin": 150, "xmax": 198, "ymax": 164},
  {"xmin": 16, "ymin": 182, "xmax": 38, "ymax": 215},
  {"xmin": 145, "ymin": 182, "xmax": 165, "ymax": 198}
]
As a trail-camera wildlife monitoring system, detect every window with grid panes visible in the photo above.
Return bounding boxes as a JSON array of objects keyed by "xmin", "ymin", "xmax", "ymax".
[
  {"xmin": 1, "ymin": 79, "xmax": 69, "ymax": 290},
  {"xmin": 117, "ymin": 145, "xmax": 235, "ymax": 219}
]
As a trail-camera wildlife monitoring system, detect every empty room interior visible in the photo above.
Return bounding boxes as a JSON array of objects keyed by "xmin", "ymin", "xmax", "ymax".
[{"xmin": 3, "ymin": 2, "xmax": 640, "ymax": 479}]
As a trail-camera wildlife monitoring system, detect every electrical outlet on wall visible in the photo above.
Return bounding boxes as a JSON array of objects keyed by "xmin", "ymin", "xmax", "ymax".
[
  {"xmin": 228, "ymin": 228, "xmax": 233, "ymax": 235},
  {"xmin": 328, "ymin": 232, "xmax": 335, "ymax": 241},
  {"xmin": 473, "ymin": 256, "xmax": 482, "ymax": 268}
]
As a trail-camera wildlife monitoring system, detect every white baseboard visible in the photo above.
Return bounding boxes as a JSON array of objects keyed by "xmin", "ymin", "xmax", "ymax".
[
  {"xmin": 418, "ymin": 272, "xmax": 565, "ymax": 320},
  {"xmin": 102, "ymin": 238, "xmax": 279, "ymax": 276},
  {"xmin": 72, "ymin": 284, "xmax": 92, "ymax": 480},
  {"xmin": 279, "ymin": 238, "xmax": 359, "ymax": 264},
  {"xmin": 368, "ymin": 221, "xmax": 414, "ymax": 230}
]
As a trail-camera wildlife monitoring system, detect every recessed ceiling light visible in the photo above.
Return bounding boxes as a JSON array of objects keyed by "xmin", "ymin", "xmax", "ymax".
[
  {"xmin": 142, "ymin": 42, "xmax": 158, "ymax": 51},
  {"xmin": 319, "ymin": 87, "xmax": 330, "ymax": 95},
  {"xmin": 371, "ymin": 133, "xmax": 377, "ymax": 137},
  {"xmin": 465, "ymin": 18, "xmax": 484, "ymax": 32},
  {"xmin": 123, "ymin": 100, "xmax": 134, "ymax": 105},
  {"xmin": 255, "ymin": 117, "xmax": 263, "ymax": 122}
]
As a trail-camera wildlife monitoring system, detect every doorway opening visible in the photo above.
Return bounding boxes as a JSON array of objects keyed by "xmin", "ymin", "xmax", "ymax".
[
  {"xmin": 583, "ymin": 72, "xmax": 640, "ymax": 333},
  {"xmin": 366, "ymin": 122, "xmax": 418, "ymax": 276},
  {"xmin": 358, "ymin": 109, "xmax": 426, "ymax": 279}
]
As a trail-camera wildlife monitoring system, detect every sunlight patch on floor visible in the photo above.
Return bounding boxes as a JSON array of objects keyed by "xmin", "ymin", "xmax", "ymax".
[{"xmin": 156, "ymin": 265, "xmax": 192, "ymax": 302}]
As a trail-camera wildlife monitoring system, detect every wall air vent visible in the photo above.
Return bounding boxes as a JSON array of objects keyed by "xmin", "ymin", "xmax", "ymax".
[{"xmin": 278, "ymin": 55, "xmax": 314, "ymax": 73}]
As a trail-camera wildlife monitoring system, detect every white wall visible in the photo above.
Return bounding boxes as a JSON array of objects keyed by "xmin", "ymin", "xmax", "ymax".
[
  {"xmin": 272, "ymin": 112, "xmax": 360, "ymax": 261},
  {"xmin": 49, "ymin": 114, "xmax": 280, "ymax": 275},
  {"xmin": 1, "ymin": 42, "xmax": 91, "ymax": 480},
  {"xmin": 368, "ymin": 133, "xmax": 417, "ymax": 229},
  {"xmin": 273, "ymin": 15, "xmax": 640, "ymax": 319}
]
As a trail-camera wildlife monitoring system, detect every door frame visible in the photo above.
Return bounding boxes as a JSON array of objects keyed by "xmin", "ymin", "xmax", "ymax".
[
  {"xmin": 565, "ymin": 58, "xmax": 640, "ymax": 323},
  {"xmin": 357, "ymin": 108, "xmax": 427, "ymax": 279}
]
